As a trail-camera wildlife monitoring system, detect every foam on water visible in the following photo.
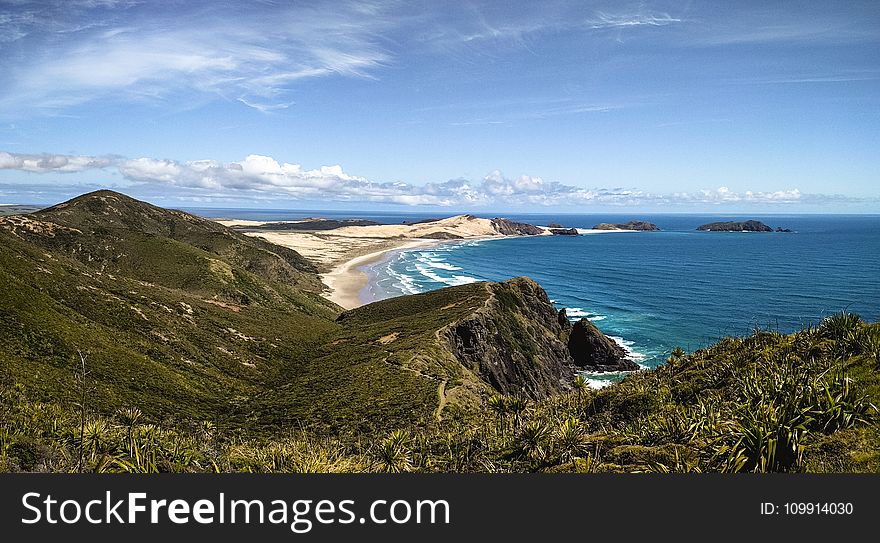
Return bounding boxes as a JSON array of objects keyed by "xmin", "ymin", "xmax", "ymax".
[
  {"xmin": 565, "ymin": 307, "xmax": 589, "ymax": 317},
  {"xmin": 414, "ymin": 261, "xmax": 475, "ymax": 286},
  {"xmin": 562, "ymin": 307, "xmax": 607, "ymax": 322},
  {"xmin": 608, "ymin": 335, "xmax": 648, "ymax": 365},
  {"xmin": 418, "ymin": 252, "xmax": 463, "ymax": 271},
  {"xmin": 385, "ymin": 265, "xmax": 420, "ymax": 295}
]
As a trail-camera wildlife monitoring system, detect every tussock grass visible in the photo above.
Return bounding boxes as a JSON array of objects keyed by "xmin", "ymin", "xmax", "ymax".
[{"xmin": 2, "ymin": 314, "xmax": 877, "ymax": 473}]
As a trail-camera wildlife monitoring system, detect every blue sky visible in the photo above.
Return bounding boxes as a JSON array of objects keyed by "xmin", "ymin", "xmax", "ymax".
[{"xmin": 0, "ymin": 0, "xmax": 878, "ymax": 212}]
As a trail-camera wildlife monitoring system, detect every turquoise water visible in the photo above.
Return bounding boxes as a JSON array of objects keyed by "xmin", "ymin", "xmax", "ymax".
[{"xmin": 361, "ymin": 215, "xmax": 880, "ymax": 378}]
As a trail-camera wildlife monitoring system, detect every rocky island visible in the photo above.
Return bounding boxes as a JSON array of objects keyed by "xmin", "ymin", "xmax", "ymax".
[
  {"xmin": 562, "ymin": 315, "xmax": 640, "ymax": 372},
  {"xmin": 697, "ymin": 220, "xmax": 790, "ymax": 232},
  {"xmin": 592, "ymin": 220, "xmax": 660, "ymax": 231}
]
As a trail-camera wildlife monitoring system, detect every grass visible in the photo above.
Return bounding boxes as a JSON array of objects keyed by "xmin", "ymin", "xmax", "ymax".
[{"xmin": 1, "ymin": 315, "xmax": 877, "ymax": 473}]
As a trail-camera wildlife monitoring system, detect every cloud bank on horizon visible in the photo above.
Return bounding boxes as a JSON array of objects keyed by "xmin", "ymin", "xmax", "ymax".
[
  {"xmin": 0, "ymin": 1, "xmax": 878, "ymax": 211},
  {"xmin": 1, "ymin": 150, "xmax": 860, "ymax": 209}
]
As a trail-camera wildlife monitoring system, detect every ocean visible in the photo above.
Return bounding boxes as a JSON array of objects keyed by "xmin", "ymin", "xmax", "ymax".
[{"xmin": 189, "ymin": 209, "xmax": 880, "ymax": 385}]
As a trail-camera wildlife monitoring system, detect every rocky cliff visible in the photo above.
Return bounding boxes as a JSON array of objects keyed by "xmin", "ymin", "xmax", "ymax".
[
  {"xmin": 549, "ymin": 228, "xmax": 579, "ymax": 236},
  {"xmin": 442, "ymin": 278, "xmax": 576, "ymax": 398},
  {"xmin": 565, "ymin": 318, "xmax": 640, "ymax": 372},
  {"xmin": 438, "ymin": 278, "xmax": 639, "ymax": 399},
  {"xmin": 490, "ymin": 218, "xmax": 546, "ymax": 236}
]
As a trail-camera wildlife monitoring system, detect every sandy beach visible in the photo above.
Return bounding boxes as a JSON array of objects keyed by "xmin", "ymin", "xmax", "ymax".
[
  {"xmin": 215, "ymin": 214, "xmax": 512, "ymax": 309},
  {"xmin": 319, "ymin": 239, "xmax": 440, "ymax": 309},
  {"xmin": 214, "ymin": 215, "xmax": 640, "ymax": 309}
]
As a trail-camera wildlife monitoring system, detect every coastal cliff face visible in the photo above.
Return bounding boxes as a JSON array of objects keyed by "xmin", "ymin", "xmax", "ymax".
[
  {"xmin": 490, "ymin": 218, "xmax": 545, "ymax": 236},
  {"xmin": 565, "ymin": 319, "xmax": 640, "ymax": 372},
  {"xmin": 549, "ymin": 227, "xmax": 579, "ymax": 236},
  {"xmin": 341, "ymin": 276, "xmax": 641, "ymax": 408},
  {"xmin": 442, "ymin": 278, "xmax": 575, "ymax": 398}
]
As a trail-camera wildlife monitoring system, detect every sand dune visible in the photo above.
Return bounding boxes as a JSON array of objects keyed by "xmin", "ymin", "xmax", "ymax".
[{"xmin": 330, "ymin": 215, "xmax": 500, "ymax": 238}]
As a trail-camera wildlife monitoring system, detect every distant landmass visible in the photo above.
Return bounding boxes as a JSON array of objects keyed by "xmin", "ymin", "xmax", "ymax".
[
  {"xmin": 697, "ymin": 220, "xmax": 792, "ymax": 232},
  {"xmin": 0, "ymin": 204, "xmax": 42, "ymax": 216},
  {"xmin": 592, "ymin": 220, "xmax": 660, "ymax": 231}
]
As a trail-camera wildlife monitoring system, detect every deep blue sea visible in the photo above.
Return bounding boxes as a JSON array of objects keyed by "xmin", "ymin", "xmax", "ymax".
[{"xmin": 189, "ymin": 209, "xmax": 880, "ymax": 385}]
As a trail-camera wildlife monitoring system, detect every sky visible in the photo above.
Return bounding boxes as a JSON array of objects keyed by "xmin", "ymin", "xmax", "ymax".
[{"xmin": 0, "ymin": 0, "xmax": 878, "ymax": 212}]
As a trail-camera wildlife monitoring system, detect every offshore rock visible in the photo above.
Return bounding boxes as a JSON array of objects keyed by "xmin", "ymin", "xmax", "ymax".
[{"xmin": 567, "ymin": 319, "xmax": 640, "ymax": 372}]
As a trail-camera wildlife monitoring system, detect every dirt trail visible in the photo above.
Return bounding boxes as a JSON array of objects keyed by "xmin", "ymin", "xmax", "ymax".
[{"xmin": 434, "ymin": 379, "xmax": 448, "ymax": 420}]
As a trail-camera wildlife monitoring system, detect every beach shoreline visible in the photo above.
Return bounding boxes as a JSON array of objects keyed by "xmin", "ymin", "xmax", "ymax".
[{"xmin": 319, "ymin": 238, "xmax": 442, "ymax": 309}]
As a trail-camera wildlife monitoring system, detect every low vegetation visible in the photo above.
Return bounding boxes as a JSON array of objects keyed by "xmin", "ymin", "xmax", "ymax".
[{"xmin": 2, "ymin": 314, "xmax": 877, "ymax": 473}]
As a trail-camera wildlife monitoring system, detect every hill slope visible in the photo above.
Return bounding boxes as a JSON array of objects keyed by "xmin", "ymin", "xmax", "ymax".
[{"xmin": 0, "ymin": 190, "xmax": 586, "ymax": 435}]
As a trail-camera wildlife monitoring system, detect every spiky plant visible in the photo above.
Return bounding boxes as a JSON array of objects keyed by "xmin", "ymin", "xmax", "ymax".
[
  {"xmin": 857, "ymin": 327, "xmax": 880, "ymax": 367},
  {"xmin": 117, "ymin": 407, "xmax": 142, "ymax": 457},
  {"xmin": 374, "ymin": 430, "xmax": 412, "ymax": 473},
  {"xmin": 573, "ymin": 375, "xmax": 589, "ymax": 406},
  {"xmin": 555, "ymin": 417, "xmax": 588, "ymax": 470},
  {"xmin": 80, "ymin": 419, "xmax": 111, "ymax": 462},
  {"xmin": 506, "ymin": 395, "xmax": 528, "ymax": 432},
  {"xmin": 819, "ymin": 312, "xmax": 864, "ymax": 357},
  {"xmin": 516, "ymin": 420, "xmax": 550, "ymax": 465},
  {"xmin": 487, "ymin": 395, "xmax": 509, "ymax": 437}
]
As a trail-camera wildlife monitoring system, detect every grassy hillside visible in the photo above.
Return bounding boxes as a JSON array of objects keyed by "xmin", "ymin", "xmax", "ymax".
[
  {"xmin": 2, "ymin": 313, "xmax": 877, "ymax": 473},
  {"xmin": 31, "ymin": 190, "xmax": 323, "ymax": 295}
]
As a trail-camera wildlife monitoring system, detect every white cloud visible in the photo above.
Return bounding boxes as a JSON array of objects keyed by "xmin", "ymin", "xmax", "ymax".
[
  {"xmin": 110, "ymin": 155, "xmax": 802, "ymax": 206},
  {"xmin": 1, "ymin": 150, "xmax": 864, "ymax": 208},
  {"xmin": 0, "ymin": 151, "xmax": 112, "ymax": 173}
]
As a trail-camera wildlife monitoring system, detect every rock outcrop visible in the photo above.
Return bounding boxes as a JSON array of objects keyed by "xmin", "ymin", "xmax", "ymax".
[
  {"xmin": 697, "ymin": 220, "xmax": 773, "ymax": 232},
  {"xmin": 422, "ymin": 231, "xmax": 464, "ymax": 239},
  {"xmin": 566, "ymin": 319, "xmax": 640, "ymax": 372},
  {"xmin": 443, "ymin": 278, "xmax": 575, "ymax": 398},
  {"xmin": 593, "ymin": 221, "xmax": 660, "ymax": 231},
  {"xmin": 441, "ymin": 278, "xmax": 639, "ymax": 398},
  {"xmin": 549, "ymin": 228, "xmax": 579, "ymax": 236},
  {"xmin": 490, "ymin": 218, "xmax": 545, "ymax": 236}
]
